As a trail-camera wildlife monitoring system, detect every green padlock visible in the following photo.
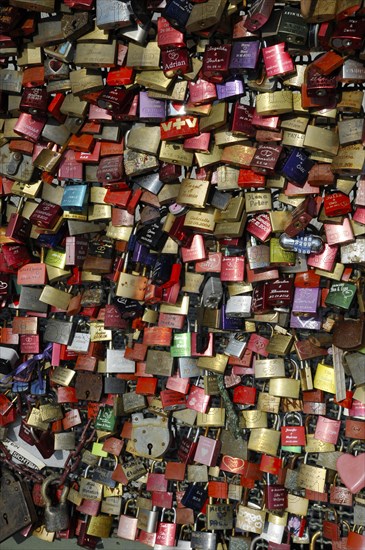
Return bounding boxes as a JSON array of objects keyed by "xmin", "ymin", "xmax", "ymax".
[
  {"xmin": 94, "ymin": 407, "xmax": 116, "ymax": 432},
  {"xmin": 170, "ymin": 321, "xmax": 191, "ymax": 358},
  {"xmin": 270, "ymin": 237, "xmax": 296, "ymax": 266},
  {"xmin": 325, "ymin": 282, "xmax": 356, "ymax": 310}
]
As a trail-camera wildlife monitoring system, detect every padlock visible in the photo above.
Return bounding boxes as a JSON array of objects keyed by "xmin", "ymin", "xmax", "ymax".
[
  {"xmin": 297, "ymin": 452, "xmax": 327, "ymax": 494},
  {"xmin": 329, "ymin": 473, "xmax": 353, "ymax": 507},
  {"xmin": 244, "ymin": 0, "xmax": 274, "ymax": 31},
  {"xmin": 330, "ymin": 18, "xmax": 365, "ymax": 53},
  {"xmin": 155, "ymin": 508, "xmax": 177, "ymax": 546},
  {"xmin": 264, "ymin": 474, "xmax": 288, "ymax": 512},
  {"xmin": 206, "ymin": 496, "xmax": 233, "ymax": 531},
  {"xmin": 347, "ymin": 526, "xmax": 365, "ymax": 550},
  {"xmin": 190, "ymin": 513, "xmax": 216, "ymax": 549},
  {"xmin": 224, "ymin": 333, "xmax": 248, "ymax": 359},
  {"xmin": 236, "ymin": 488, "xmax": 266, "ymax": 535},
  {"xmin": 322, "ymin": 508, "xmax": 341, "ymax": 541},
  {"xmin": 181, "ymin": 482, "xmax": 208, "ymax": 512},
  {"xmin": 233, "ymin": 377, "xmax": 257, "ymax": 405},
  {"xmin": 247, "ymin": 414, "xmax": 281, "ymax": 456},
  {"xmin": 314, "ymin": 410, "xmax": 341, "ymax": 445},
  {"xmin": 41, "ymin": 474, "xmax": 70, "ymax": 532},
  {"xmin": 186, "ymin": 0, "xmax": 228, "ymax": 33},
  {"xmin": 268, "ymin": 361, "xmax": 300, "ymax": 399},
  {"xmin": 132, "ymin": 414, "xmax": 171, "ymax": 459},
  {"xmin": 0, "ymin": 469, "xmax": 37, "ymax": 543},
  {"xmin": 137, "ymin": 505, "xmax": 159, "ymax": 534},
  {"xmin": 281, "ymin": 412, "xmax": 306, "ymax": 453},
  {"xmin": 178, "ymin": 428, "xmax": 200, "ymax": 464},
  {"xmin": 194, "ymin": 428, "xmax": 222, "ymax": 467}
]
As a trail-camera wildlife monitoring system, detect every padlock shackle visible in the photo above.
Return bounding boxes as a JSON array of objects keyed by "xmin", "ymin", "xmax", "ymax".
[{"xmin": 41, "ymin": 473, "xmax": 69, "ymax": 508}]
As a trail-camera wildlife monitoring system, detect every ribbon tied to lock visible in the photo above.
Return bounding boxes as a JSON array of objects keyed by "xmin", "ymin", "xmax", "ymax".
[{"xmin": 0, "ymin": 343, "xmax": 53, "ymax": 386}]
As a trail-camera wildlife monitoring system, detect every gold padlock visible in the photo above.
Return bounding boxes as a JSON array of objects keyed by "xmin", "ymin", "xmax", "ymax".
[
  {"xmin": 286, "ymin": 494, "xmax": 309, "ymax": 516},
  {"xmin": 254, "ymin": 358, "xmax": 286, "ymax": 379},
  {"xmin": 197, "ymin": 354, "xmax": 228, "ymax": 374},
  {"xmin": 199, "ymin": 103, "xmax": 227, "ymax": 132},
  {"xmin": 196, "ymin": 407, "xmax": 226, "ymax": 427},
  {"xmin": 303, "ymin": 125, "xmax": 339, "ymax": 156},
  {"xmin": 255, "ymin": 91, "xmax": 293, "ymax": 116},
  {"xmin": 159, "ymin": 142, "xmax": 194, "ymax": 166},
  {"xmin": 297, "ymin": 463, "xmax": 326, "ymax": 493},
  {"xmin": 116, "ymin": 251, "xmax": 148, "ymax": 300},
  {"xmin": 75, "ymin": 41, "xmax": 117, "ymax": 68},
  {"xmin": 127, "ymin": 126, "xmax": 161, "ymax": 156},
  {"xmin": 266, "ymin": 332, "xmax": 294, "ymax": 356},
  {"xmin": 176, "ymin": 178, "xmax": 210, "ymax": 208},
  {"xmin": 331, "ymin": 144, "xmax": 365, "ymax": 175},
  {"xmin": 313, "ymin": 362, "xmax": 336, "ymax": 393},
  {"xmin": 195, "ymin": 144, "xmax": 223, "ymax": 169},
  {"xmin": 186, "ymin": 0, "xmax": 228, "ymax": 32},
  {"xmin": 245, "ymin": 192, "xmax": 272, "ymax": 214},
  {"xmin": 241, "ymin": 410, "xmax": 267, "ymax": 429},
  {"xmin": 257, "ymin": 392, "xmax": 281, "ymax": 414},
  {"xmin": 247, "ymin": 419, "xmax": 281, "ymax": 456},
  {"xmin": 300, "ymin": 0, "xmax": 337, "ymax": 22}
]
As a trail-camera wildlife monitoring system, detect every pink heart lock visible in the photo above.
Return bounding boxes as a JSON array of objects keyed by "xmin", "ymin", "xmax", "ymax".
[{"xmin": 336, "ymin": 453, "xmax": 365, "ymax": 494}]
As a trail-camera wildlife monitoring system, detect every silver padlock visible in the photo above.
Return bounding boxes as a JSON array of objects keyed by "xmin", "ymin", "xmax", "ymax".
[
  {"xmin": 132, "ymin": 414, "xmax": 171, "ymax": 459},
  {"xmin": 178, "ymin": 357, "xmax": 200, "ymax": 378},
  {"xmin": 41, "ymin": 474, "xmax": 70, "ymax": 532},
  {"xmin": 225, "ymin": 296, "xmax": 252, "ymax": 318},
  {"xmin": 246, "ymin": 237, "xmax": 270, "ymax": 270},
  {"xmin": 224, "ymin": 333, "xmax": 248, "ymax": 358},
  {"xmin": 137, "ymin": 505, "xmax": 159, "ymax": 533},
  {"xmin": 202, "ymin": 277, "xmax": 223, "ymax": 308},
  {"xmin": 191, "ymin": 514, "xmax": 216, "ymax": 550},
  {"xmin": 279, "ymin": 233, "xmax": 324, "ymax": 255}
]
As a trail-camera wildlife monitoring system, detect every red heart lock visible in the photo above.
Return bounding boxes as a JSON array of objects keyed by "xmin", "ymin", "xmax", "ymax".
[
  {"xmin": 336, "ymin": 453, "xmax": 365, "ymax": 494},
  {"xmin": 220, "ymin": 455, "xmax": 246, "ymax": 475}
]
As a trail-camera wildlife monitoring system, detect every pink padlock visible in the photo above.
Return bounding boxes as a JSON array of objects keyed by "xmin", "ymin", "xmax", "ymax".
[
  {"xmin": 314, "ymin": 415, "xmax": 341, "ymax": 444},
  {"xmin": 186, "ymin": 385, "xmax": 210, "ymax": 413},
  {"xmin": 194, "ymin": 429, "xmax": 222, "ymax": 466},
  {"xmin": 117, "ymin": 500, "xmax": 138, "ymax": 541}
]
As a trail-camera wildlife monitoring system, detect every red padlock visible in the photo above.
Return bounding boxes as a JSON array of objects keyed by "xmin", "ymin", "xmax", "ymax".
[
  {"xmin": 178, "ymin": 428, "xmax": 200, "ymax": 465},
  {"xmin": 324, "ymin": 192, "xmax": 352, "ymax": 217},
  {"xmin": 281, "ymin": 412, "xmax": 306, "ymax": 447},
  {"xmin": 264, "ymin": 474, "xmax": 288, "ymax": 511},
  {"xmin": 155, "ymin": 509, "xmax": 177, "ymax": 547},
  {"xmin": 233, "ymin": 384, "xmax": 257, "ymax": 405}
]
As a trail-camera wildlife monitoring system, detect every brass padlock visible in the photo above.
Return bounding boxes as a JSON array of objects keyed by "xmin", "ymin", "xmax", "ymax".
[
  {"xmin": 303, "ymin": 124, "xmax": 339, "ymax": 157},
  {"xmin": 255, "ymin": 91, "xmax": 293, "ymax": 116},
  {"xmin": 186, "ymin": 0, "xmax": 228, "ymax": 33},
  {"xmin": 269, "ymin": 363, "xmax": 301, "ymax": 399},
  {"xmin": 247, "ymin": 417, "xmax": 281, "ymax": 456}
]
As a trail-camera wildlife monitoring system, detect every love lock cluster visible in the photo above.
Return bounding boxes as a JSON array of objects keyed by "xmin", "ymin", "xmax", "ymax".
[{"xmin": 0, "ymin": 0, "xmax": 364, "ymax": 549}]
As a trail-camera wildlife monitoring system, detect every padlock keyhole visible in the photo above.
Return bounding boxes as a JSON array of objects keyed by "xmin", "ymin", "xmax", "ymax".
[
  {"xmin": 147, "ymin": 443, "xmax": 153, "ymax": 455},
  {"xmin": 85, "ymin": 390, "xmax": 90, "ymax": 399},
  {"xmin": 3, "ymin": 513, "xmax": 8, "ymax": 525}
]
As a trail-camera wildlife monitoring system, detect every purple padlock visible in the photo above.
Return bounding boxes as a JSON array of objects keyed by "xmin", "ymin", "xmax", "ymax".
[
  {"xmin": 139, "ymin": 91, "xmax": 167, "ymax": 122},
  {"xmin": 292, "ymin": 286, "xmax": 320, "ymax": 316},
  {"xmin": 229, "ymin": 40, "xmax": 261, "ymax": 70},
  {"xmin": 216, "ymin": 79, "xmax": 244, "ymax": 101}
]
